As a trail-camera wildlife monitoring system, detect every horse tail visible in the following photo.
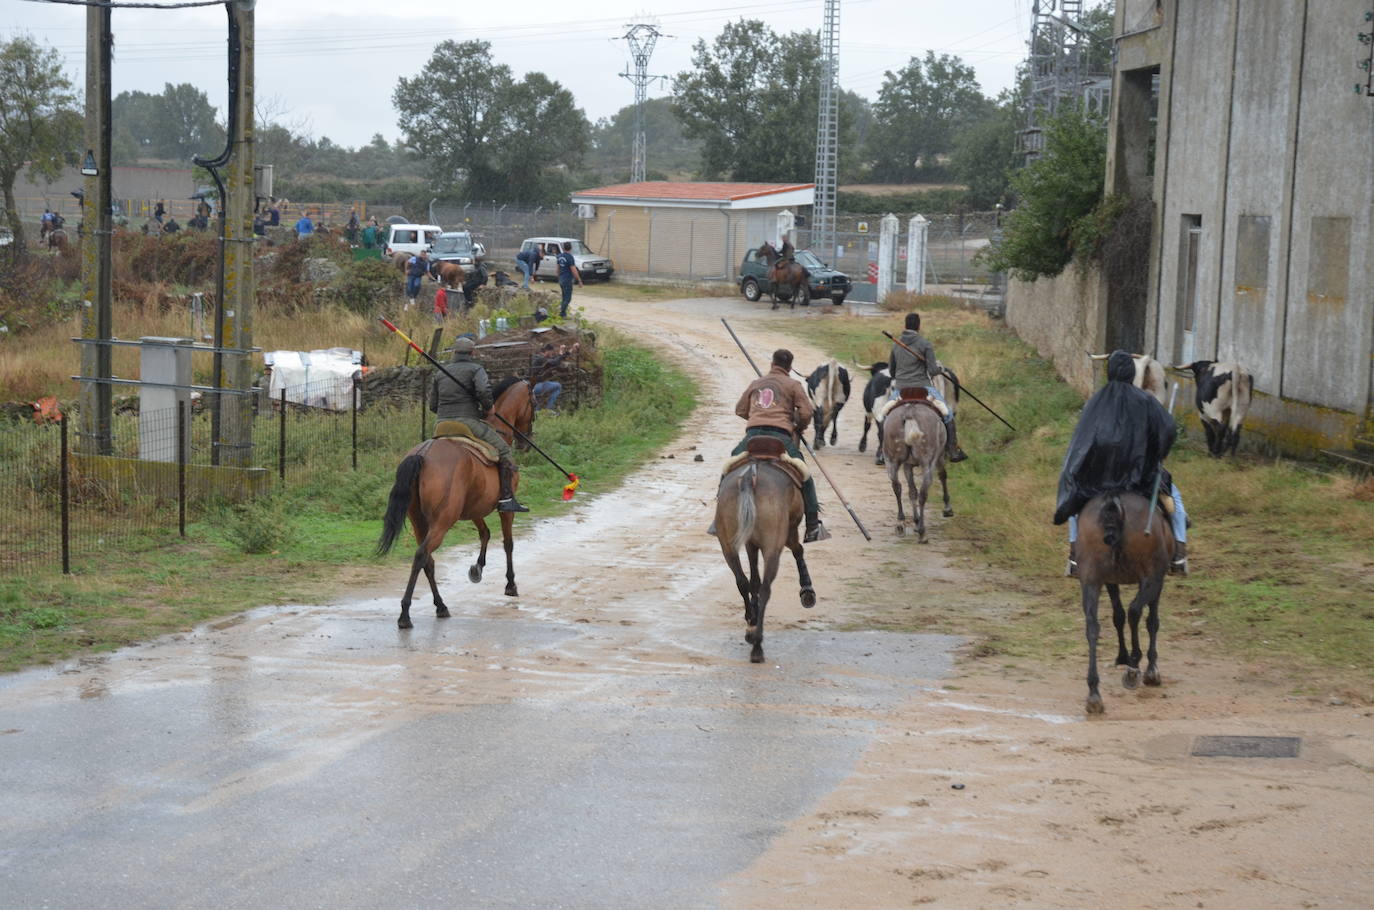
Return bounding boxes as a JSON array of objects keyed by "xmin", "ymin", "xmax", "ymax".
[
  {"xmin": 377, "ymin": 453, "xmax": 424, "ymax": 555},
  {"xmin": 903, "ymin": 416, "xmax": 924, "ymax": 447},
  {"xmin": 824, "ymin": 358, "xmax": 840, "ymax": 410},
  {"xmin": 732, "ymin": 463, "xmax": 758, "ymax": 552},
  {"xmin": 1099, "ymin": 494, "xmax": 1125, "ymax": 554}
]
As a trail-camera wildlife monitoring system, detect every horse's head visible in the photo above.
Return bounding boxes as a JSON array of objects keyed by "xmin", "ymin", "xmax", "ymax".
[
  {"xmin": 489, "ymin": 377, "xmax": 535, "ymax": 449},
  {"xmin": 758, "ymin": 242, "xmax": 777, "ymax": 264}
]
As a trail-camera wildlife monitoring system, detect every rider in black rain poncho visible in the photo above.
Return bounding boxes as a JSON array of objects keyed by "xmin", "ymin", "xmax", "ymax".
[{"xmin": 1055, "ymin": 350, "xmax": 1189, "ymax": 576}]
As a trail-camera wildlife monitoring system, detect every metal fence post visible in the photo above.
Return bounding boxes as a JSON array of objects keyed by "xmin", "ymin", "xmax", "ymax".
[
  {"xmin": 60, "ymin": 414, "xmax": 70, "ymax": 575},
  {"xmin": 177, "ymin": 400, "xmax": 186, "ymax": 537},
  {"xmin": 279, "ymin": 388, "xmax": 287, "ymax": 482},
  {"xmin": 351, "ymin": 381, "xmax": 358, "ymax": 471}
]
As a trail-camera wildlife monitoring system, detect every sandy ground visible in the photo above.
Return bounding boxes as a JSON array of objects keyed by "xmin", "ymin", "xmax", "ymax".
[{"xmin": 575, "ymin": 292, "xmax": 1374, "ymax": 910}]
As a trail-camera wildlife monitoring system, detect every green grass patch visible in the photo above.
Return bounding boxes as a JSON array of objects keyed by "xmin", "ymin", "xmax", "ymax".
[
  {"xmin": 781, "ymin": 298, "xmax": 1374, "ymax": 696},
  {"xmin": 0, "ymin": 329, "xmax": 697, "ymax": 673}
]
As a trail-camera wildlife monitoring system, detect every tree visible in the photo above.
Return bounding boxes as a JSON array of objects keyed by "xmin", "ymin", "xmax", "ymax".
[
  {"xmin": 111, "ymin": 83, "xmax": 223, "ymax": 163},
  {"xmin": 951, "ymin": 96, "xmax": 1020, "ymax": 209},
  {"xmin": 0, "ymin": 36, "xmax": 80, "ymax": 248},
  {"xmin": 671, "ymin": 20, "xmax": 830, "ymax": 182},
  {"xmin": 863, "ymin": 52, "xmax": 990, "ymax": 183},
  {"xmin": 394, "ymin": 40, "xmax": 589, "ymax": 203},
  {"xmin": 587, "ymin": 97, "xmax": 702, "ymax": 182},
  {"xmin": 982, "ymin": 106, "xmax": 1107, "ymax": 281}
]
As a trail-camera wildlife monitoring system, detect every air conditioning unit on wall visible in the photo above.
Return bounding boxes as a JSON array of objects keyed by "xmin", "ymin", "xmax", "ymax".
[{"xmin": 576, "ymin": 204, "xmax": 596, "ymax": 219}]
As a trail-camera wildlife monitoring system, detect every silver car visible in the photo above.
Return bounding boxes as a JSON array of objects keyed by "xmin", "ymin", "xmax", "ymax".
[{"xmin": 520, "ymin": 237, "xmax": 615, "ymax": 282}]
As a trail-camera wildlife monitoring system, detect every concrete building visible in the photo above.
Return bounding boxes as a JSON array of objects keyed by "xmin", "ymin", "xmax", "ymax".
[
  {"xmin": 1007, "ymin": 0, "xmax": 1374, "ymax": 458},
  {"xmin": 569, "ymin": 181, "xmax": 815, "ymax": 280},
  {"xmin": 13, "ymin": 164, "xmax": 195, "ymax": 223}
]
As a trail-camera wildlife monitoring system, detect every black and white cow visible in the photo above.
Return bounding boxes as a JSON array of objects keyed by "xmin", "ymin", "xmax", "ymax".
[
  {"xmin": 1176, "ymin": 360, "xmax": 1254, "ymax": 457},
  {"xmin": 858, "ymin": 361, "xmax": 892, "ymax": 463},
  {"xmin": 805, "ymin": 358, "xmax": 851, "ymax": 449},
  {"xmin": 1089, "ymin": 352, "xmax": 1168, "ymax": 405}
]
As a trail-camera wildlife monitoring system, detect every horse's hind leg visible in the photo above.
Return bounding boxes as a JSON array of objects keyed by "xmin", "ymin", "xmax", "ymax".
[
  {"xmin": 940, "ymin": 463, "xmax": 953, "ymax": 518},
  {"xmin": 399, "ymin": 547, "xmax": 429, "ymax": 629},
  {"xmin": 790, "ymin": 539, "xmax": 815, "ymax": 609},
  {"xmin": 468, "ymin": 518, "xmax": 490, "ymax": 584},
  {"xmin": 888, "ymin": 464, "xmax": 906, "ymax": 533},
  {"xmin": 1141, "ymin": 575, "xmax": 1165, "ymax": 686},
  {"xmin": 751, "ymin": 549, "xmax": 783, "ymax": 664},
  {"xmin": 744, "ymin": 543, "xmax": 762, "ymax": 643},
  {"xmin": 1081, "ymin": 583, "xmax": 1105, "ymax": 714},
  {"xmin": 907, "ymin": 463, "xmax": 926, "ymax": 542},
  {"xmin": 500, "ymin": 511, "xmax": 517, "ymax": 597},
  {"xmin": 423, "ymin": 554, "xmax": 449, "ymax": 619},
  {"xmin": 1109, "ymin": 584, "xmax": 1141, "ymax": 689}
]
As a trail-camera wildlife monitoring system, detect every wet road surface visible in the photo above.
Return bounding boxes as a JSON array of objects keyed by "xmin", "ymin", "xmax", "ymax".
[{"xmin": 0, "ymin": 296, "xmax": 961, "ymax": 908}]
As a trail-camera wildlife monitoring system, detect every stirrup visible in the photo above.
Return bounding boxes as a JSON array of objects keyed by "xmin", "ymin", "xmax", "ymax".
[
  {"xmin": 1065, "ymin": 558, "xmax": 1078, "ymax": 578},
  {"xmin": 1170, "ymin": 557, "xmax": 1188, "ymax": 577},
  {"xmin": 803, "ymin": 520, "xmax": 830, "ymax": 543},
  {"xmin": 498, "ymin": 497, "xmax": 529, "ymax": 513}
]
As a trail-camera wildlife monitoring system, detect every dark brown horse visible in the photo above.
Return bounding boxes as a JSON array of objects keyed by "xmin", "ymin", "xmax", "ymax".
[
  {"xmin": 1074, "ymin": 492, "xmax": 1174, "ymax": 715},
  {"xmin": 376, "ymin": 380, "xmax": 532, "ymax": 628},
  {"xmin": 488, "ymin": 376, "xmax": 534, "ymax": 450},
  {"xmin": 757, "ymin": 240, "xmax": 809, "ymax": 310},
  {"xmin": 880, "ymin": 397, "xmax": 950, "ymax": 541},
  {"xmin": 715, "ymin": 450, "xmax": 816, "ymax": 663}
]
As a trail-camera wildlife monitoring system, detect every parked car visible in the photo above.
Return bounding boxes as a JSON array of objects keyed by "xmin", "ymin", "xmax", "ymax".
[
  {"xmin": 737, "ymin": 247, "xmax": 851, "ymax": 305},
  {"xmin": 383, "ymin": 223, "xmax": 441, "ymax": 257},
  {"xmin": 520, "ymin": 237, "xmax": 614, "ymax": 282},
  {"xmin": 430, "ymin": 231, "xmax": 486, "ymax": 268}
]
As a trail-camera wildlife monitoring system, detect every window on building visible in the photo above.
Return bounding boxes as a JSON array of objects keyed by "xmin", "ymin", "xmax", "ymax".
[{"xmin": 1307, "ymin": 216, "xmax": 1351, "ymax": 305}]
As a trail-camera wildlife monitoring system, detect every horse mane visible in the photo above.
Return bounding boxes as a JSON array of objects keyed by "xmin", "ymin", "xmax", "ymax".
[{"xmin": 491, "ymin": 376, "xmax": 526, "ymax": 401}]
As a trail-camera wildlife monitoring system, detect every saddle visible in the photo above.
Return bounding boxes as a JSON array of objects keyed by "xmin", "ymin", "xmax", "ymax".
[
  {"xmin": 432, "ymin": 420, "xmax": 500, "ymax": 464},
  {"xmin": 720, "ymin": 436, "xmax": 810, "ymax": 489},
  {"xmin": 874, "ymin": 390, "xmax": 947, "ymax": 425}
]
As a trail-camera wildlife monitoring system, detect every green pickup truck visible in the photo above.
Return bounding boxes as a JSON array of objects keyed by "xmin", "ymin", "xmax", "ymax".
[{"xmin": 737, "ymin": 248, "xmax": 852, "ymax": 305}]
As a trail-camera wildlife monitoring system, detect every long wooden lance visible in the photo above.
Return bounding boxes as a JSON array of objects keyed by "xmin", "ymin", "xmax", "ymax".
[
  {"xmin": 379, "ymin": 317, "xmax": 580, "ymax": 499},
  {"xmin": 881, "ymin": 330, "xmax": 1017, "ymax": 432},
  {"xmin": 721, "ymin": 318, "xmax": 872, "ymax": 541}
]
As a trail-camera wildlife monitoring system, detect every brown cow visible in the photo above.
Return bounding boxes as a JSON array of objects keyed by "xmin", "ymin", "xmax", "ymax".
[{"xmin": 431, "ymin": 261, "xmax": 464, "ymax": 289}]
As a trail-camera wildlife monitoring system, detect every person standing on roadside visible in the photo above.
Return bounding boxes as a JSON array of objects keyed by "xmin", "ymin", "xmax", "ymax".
[
  {"xmin": 405, "ymin": 249, "xmax": 430, "ymax": 308},
  {"xmin": 556, "ymin": 241, "xmax": 582, "ymax": 318},
  {"xmin": 514, "ymin": 243, "xmax": 542, "ymax": 289},
  {"xmin": 294, "ymin": 209, "xmax": 314, "ymax": 240}
]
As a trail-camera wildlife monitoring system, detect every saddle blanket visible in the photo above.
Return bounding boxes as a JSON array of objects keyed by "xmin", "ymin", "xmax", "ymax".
[
  {"xmin": 432, "ymin": 421, "xmax": 500, "ymax": 464},
  {"xmin": 874, "ymin": 395, "xmax": 947, "ymax": 425},
  {"xmin": 720, "ymin": 450, "xmax": 810, "ymax": 489}
]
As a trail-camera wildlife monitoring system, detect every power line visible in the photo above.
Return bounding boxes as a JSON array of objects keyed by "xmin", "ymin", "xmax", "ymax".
[{"xmin": 618, "ymin": 22, "xmax": 669, "ymax": 184}]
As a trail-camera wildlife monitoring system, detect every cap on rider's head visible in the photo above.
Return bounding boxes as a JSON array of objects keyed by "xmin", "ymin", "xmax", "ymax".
[
  {"xmin": 905, "ymin": 313, "xmax": 921, "ymax": 331},
  {"xmin": 450, "ymin": 337, "xmax": 475, "ymax": 354},
  {"xmin": 771, "ymin": 349, "xmax": 793, "ymax": 370}
]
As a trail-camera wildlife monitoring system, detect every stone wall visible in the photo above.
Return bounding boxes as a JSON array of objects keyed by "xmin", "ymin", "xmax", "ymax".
[{"xmin": 1004, "ymin": 266, "xmax": 1109, "ymax": 397}]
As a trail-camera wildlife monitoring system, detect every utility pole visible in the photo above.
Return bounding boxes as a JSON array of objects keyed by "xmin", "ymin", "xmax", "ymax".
[
  {"xmin": 813, "ymin": 0, "xmax": 840, "ymax": 259},
  {"xmin": 618, "ymin": 22, "xmax": 668, "ymax": 184},
  {"xmin": 77, "ymin": 3, "xmax": 113, "ymax": 455}
]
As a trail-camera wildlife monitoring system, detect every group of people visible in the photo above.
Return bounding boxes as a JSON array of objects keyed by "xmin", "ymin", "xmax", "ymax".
[
  {"xmin": 715, "ymin": 309, "xmax": 1190, "ymax": 573},
  {"xmin": 514, "ymin": 242, "xmax": 583, "ymax": 318}
]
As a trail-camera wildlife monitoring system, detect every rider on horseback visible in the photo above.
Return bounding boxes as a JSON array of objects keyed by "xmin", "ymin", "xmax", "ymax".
[
  {"xmin": 717, "ymin": 348, "xmax": 830, "ymax": 542},
  {"xmin": 1056, "ymin": 350, "xmax": 1189, "ymax": 577},
  {"xmin": 888, "ymin": 313, "xmax": 967, "ymax": 462},
  {"xmin": 429, "ymin": 337, "xmax": 529, "ymax": 513}
]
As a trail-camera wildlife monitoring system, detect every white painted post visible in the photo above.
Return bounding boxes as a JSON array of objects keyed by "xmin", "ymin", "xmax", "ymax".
[
  {"xmin": 877, "ymin": 212, "xmax": 899, "ymax": 302},
  {"xmin": 775, "ymin": 209, "xmax": 795, "ymax": 246},
  {"xmin": 906, "ymin": 214, "xmax": 929, "ymax": 294},
  {"xmin": 139, "ymin": 337, "xmax": 192, "ymax": 462}
]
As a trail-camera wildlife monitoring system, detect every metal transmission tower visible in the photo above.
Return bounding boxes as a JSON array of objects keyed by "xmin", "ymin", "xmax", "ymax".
[
  {"xmin": 812, "ymin": 0, "xmax": 840, "ymax": 257},
  {"xmin": 618, "ymin": 22, "xmax": 668, "ymax": 184},
  {"xmin": 1019, "ymin": 0, "xmax": 1089, "ymax": 162}
]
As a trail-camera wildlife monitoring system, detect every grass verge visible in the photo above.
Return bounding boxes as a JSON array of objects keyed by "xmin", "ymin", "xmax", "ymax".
[
  {"xmin": 781, "ymin": 297, "xmax": 1374, "ymax": 698},
  {"xmin": 0, "ymin": 328, "xmax": 696, "ymax": 672}
]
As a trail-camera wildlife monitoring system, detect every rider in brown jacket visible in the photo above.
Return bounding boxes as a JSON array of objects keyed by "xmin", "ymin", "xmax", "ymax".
[{"xmin": 720, "ymin": 348, "xmax": 829, "ymax": 542}]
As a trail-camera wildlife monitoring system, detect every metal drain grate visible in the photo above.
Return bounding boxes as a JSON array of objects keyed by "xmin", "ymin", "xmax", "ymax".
[{"xmin": 1191, "ymin": 735, "xmax": 1302, "ymax": 758}]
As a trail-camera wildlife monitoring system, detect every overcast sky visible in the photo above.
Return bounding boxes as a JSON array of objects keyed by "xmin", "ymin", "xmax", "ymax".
[{"xmin": 2, "ymin": 0, "xmax": 1034, "ymax": 149}]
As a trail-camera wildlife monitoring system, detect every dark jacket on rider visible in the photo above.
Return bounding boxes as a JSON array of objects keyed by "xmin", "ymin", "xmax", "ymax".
[
  {"xmin": 429, "ymin": 354, "xmax": 493, "ymax": 421},
  {"xmin": 1053, "ymin": 350, "xmax": 1176, "ymax": 525},
  {"xmin": 889, "ymin": 328, "xmax": 938, "ymax": 390},
  {"xmin": 736, "ymin": 364, "xmax": 814, "ymax": 436}
]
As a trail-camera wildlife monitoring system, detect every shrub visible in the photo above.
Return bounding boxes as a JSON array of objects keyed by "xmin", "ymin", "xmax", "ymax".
[
  {"xmin": 222, "ymin": 495, "xmax": 296, "ymax": 554},
  {"xmin": 336, "ymin": 258, "xmax": 399, "ymax": 313}
]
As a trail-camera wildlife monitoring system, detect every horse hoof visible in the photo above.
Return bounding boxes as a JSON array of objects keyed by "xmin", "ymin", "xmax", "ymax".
[
  {"xmin": 750, "ymin": 650, "xmax": 765, "ymax": 664},
  {"xmin": 800, "ymin": 588, "xmax": 816, "ymax": 609},
  {"xmin": 745, "ymin": 625, "xmax": 760, "ymax": 645},
  {"xmin": 1144, "ymin": 668, "xmax": 1162, "ymax": 687},
  {"xmin": 398, "ymin": 617, "xmax": 413, "ymax": 630},
  {"xmin": 896, "ymin": 525, "xmax": 906, "ymax": 535},
  {"xmin": 875, "ymin": 455, "xmax": 885, "ymax": 466},
  {"xmin": 918, "ymin": 535, "xmax": 929, "ymax": 544},
  {"xmin": 435, "ymin": 605, "xmax": 451, "ymax": 619},
  {"xmin": 943, "ymin": 508, "xmax": 954, "ymax": 518},
  {"xmin": 504, "ymin": 583, "xmax": 518, "ymax": 597},
  {"xmin": 1086, "ymin": 695, "xmax": 1104, "ymax": 715},
  {"xmin": 858, "ymin": 442, "xmax": 866, "ymax": 453},
  {"xmin": 468, "ymin": 565, "xmax": 483, "ymax": 584},
  {"xmin": 1122, "ymin": 667, "xmax": 1141, "ymax": 689}
]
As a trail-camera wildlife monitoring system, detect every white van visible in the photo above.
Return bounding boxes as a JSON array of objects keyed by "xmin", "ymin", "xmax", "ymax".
[{"xmin": 383, "ymin": 223, "xmax": 441, "ymax": 257}]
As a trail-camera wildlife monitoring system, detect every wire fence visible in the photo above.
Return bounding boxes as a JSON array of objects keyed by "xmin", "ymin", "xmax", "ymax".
[{"xmin": 0, "ymin": 376, "xmax": 432, "ymax": 578}]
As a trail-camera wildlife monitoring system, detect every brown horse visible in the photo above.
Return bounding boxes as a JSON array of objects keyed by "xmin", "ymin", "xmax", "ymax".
[
  {"xmin": 757, "ymin": 240, "xmax": 810, "ymax": 310},
  {"xmin": 715, "ymin": 451, "xmax": 816, "ymax": 663},
  {"xmin": 376, "ymin": 380, "xmax": 532, "ymax": 628},
  {"xmin": 430, "ymin": 261, "xmax": 464, "ymax": 289},
  {"xmin": 881, "ymin": 398, "xmax": 950, "ymax": 541},
  {"xmin": 488, "ymin": 376, "xmax": 534, "ymax": 450},
  {"xmin": 1074, "ymin": 492, "xmax": 1174, "ymax": 715}
]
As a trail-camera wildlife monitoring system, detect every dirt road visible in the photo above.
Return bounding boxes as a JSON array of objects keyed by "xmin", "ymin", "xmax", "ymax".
[{"xmin": 1, "ymin": 293, "xmax": 1370, "ymax": 908}]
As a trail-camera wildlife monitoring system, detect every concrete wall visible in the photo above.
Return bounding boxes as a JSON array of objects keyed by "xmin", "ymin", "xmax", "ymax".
[{"xmin": 1005, "ymin": 267, "xmax": 1109, "ymax": 397}]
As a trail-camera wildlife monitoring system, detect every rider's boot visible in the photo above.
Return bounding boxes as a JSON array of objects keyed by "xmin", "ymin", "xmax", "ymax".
[
  {"xmin": 945, "ymin": 417, "xmax": 968, "ymax": 463},
  {"xmin": 497, "ymin": 458, "xmax": 530, "ymax": 513},
  {"xmin": 804, "ymin": 512, "xmax": 831, "ymax": 543},
  {"xmin": 1170, "ymin": 540, "xmax": 1188, "ymax": 576},
  {"xmin": 1065, "ymin": 541, "xmax": 1078, "ymax": 578}
]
